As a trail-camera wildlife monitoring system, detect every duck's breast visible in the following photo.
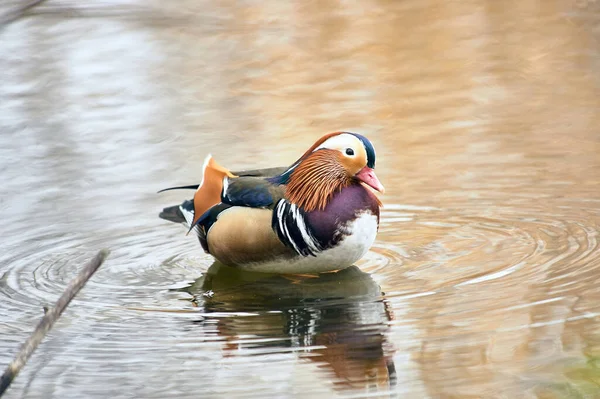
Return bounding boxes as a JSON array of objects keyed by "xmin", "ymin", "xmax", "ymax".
[{"xmin": 306, "ymin": 184, "xmax": 380, "ymax": 249}]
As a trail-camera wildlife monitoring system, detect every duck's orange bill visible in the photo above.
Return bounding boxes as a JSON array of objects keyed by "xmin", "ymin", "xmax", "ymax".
[{"xmin": 355, "ymin": 167, "xmax": 385, "ymax": 194}]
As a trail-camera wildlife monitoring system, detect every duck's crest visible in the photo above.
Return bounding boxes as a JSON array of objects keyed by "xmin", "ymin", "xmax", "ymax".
[{"xmin": 268, "ymin": 132, "xmax": 345, "ymax": 185}]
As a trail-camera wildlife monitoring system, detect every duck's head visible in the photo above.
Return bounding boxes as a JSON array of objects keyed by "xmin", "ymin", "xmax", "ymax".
[{"xmin": 284, "ymin": 132, "xmax": 384, "ymax": 211}]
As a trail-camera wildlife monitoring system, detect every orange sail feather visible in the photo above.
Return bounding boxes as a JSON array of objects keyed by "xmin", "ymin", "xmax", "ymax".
[{"xmin": 190, "ymin": 155, "xmax": 237, "ymax": 232}]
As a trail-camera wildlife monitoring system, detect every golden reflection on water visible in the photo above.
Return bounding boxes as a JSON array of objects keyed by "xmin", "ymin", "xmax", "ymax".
[
  {"xmin": 185, "ymin": 263, "xmax": 395, "ymax": 394},
  {"xmin": 0, "ymin": 0, "xmax": 600, "ymax": 398}
]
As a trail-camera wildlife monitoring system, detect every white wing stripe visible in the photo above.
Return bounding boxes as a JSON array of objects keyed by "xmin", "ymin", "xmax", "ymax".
[
  {"xmin": 280, "ymin": 203, "xmax": 301, "ymax": 254},
  {"xmin": 277, "ymin": 201, "xmax": 286, "ymax": 236},
  {"xmin": 179, "ymin": 204, "xmax": 194, "ymax": 227},
  {"xmin": 273, "ymin": 199, "xmax": 322, "ymax": 256},
  {"xmin": 294, "ymin": 207, "xmax": 320, "ymax": 254}
]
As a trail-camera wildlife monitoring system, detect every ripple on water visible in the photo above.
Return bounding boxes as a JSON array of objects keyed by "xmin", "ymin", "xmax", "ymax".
[
  {"xmin": 0, "ymin": 225, "xmax": 209, "ymax": 356},
  {"xmin": 375, "ymin": 202, "xmax": 600, "ymax": 296},
  {"xmin": 2, "ymin": 199, "xmax": 600, "ymax": 398},
  {"xmin": 369, "ymin": 201, "xmax": 600, "ymax": 396}
]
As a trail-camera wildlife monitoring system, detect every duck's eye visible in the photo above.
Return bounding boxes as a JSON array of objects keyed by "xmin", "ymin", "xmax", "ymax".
[{"xmin": 345, "ymin": 148, "xmax": 355, "ymax": 156}]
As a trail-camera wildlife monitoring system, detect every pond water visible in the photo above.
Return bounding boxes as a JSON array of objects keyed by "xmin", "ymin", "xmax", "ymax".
[{"xmin": 1, "ymin": 0, "xmax": 600, "ymax": 398}]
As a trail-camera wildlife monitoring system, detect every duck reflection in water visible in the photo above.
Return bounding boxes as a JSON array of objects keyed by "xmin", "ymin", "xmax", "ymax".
[{"xmin": 182, "ymin": 262, "xmax": 396, "ymax": 394}]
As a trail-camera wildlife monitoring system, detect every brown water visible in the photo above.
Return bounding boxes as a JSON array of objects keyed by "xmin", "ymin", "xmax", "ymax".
[{"xmin": 1, "ymin": 1, "xmax": 600, "ymax": 398}]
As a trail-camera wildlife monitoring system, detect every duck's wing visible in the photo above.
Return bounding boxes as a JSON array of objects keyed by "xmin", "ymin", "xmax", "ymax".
[
  {"xmin": 222, "ymin": 176, "xmax": 285, "ymax": 210},
  {"xmin": 218, "ymin": 166, "xmax": 288, "ymax": 210},
  {"xmin": 159, "ymin": 157, "xmax": 287, "ymax": 228},
  {"xmin": 157, "ymin": 167, "xmax": 287, "ymax": 194},
  {"xmin": 193, "ymin": 171, "xmax": 287, "ymax": 254}
]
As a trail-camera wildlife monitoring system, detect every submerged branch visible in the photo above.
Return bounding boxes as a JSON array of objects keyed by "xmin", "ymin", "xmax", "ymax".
[{"xmin": 0, "ymin": 249, "xmax": 110, "ymax": 397}]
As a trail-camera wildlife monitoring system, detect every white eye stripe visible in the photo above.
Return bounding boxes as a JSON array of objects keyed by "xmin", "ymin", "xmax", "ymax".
[
  {"xmin": 315, "ymin": 133, "xmax": 362, "ymax": 152},
  {"xmin": 313, "ymin": 133, "xmax": 369, "ymax": 165}
]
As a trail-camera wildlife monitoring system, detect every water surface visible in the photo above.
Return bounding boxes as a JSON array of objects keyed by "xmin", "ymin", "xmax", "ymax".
[{"xmin": 1, "ymin": 0, "xmax": 600, "ymax": 398}]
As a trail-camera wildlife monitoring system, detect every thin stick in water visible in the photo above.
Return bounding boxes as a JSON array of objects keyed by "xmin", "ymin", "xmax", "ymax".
[{"xmin": 0, "ymin": 249, "xmax": 110, "ymax": 397}]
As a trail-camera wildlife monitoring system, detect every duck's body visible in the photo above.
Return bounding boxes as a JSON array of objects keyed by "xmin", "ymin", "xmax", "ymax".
[
  {"xmin": 159, "ymin": 132, "xmax": 384, "ymax": 274},
  {"xmin": 205, "ymin": 183, "xmax": 380, "ymax": 273}
]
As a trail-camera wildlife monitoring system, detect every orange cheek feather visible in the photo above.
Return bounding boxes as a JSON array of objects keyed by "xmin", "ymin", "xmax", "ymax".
[{"xmin": 286, "ymin": 150, "xmax": 351, "ymax": 212}]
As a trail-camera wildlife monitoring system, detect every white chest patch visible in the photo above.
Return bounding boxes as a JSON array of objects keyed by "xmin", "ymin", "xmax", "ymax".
[{"xmin": 243, "ymin": 212, "xmax": 379, "ymax": 274}]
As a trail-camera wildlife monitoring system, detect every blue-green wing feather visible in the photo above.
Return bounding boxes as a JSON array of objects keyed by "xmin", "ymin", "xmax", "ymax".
[{"xmin": 222, "ymin": 177, "xmax": 285, "ymax": 209}]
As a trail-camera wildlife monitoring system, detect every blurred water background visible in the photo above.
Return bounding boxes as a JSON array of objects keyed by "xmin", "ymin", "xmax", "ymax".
[{"xmin": 1, "ymin": 0, "xmax": 600, "ymax": 398}]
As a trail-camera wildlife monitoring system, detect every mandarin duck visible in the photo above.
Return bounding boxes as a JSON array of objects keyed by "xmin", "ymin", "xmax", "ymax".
[{"xmin": 159, "ymin": 132, "xmax": 384, "ymax": 273}]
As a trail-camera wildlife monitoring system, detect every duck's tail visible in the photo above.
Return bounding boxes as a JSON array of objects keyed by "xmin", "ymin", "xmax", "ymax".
[{"xmin": 159, "ymin": 200, "xmax": 194, "ymax": 226}]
